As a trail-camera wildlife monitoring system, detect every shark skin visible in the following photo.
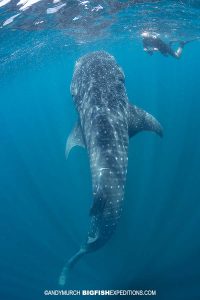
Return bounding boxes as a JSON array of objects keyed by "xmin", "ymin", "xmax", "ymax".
[{"xmin": 59, "ymin": 51, "xmax": 163, "ymax": 285}]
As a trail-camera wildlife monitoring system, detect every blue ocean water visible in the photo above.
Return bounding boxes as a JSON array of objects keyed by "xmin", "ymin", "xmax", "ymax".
[{"xmin": 1, "ymin": 1, "xmax": 200, "ymax": 299}]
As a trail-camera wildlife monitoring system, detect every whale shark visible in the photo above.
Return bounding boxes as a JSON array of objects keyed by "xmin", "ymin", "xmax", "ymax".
[{"xmin": 59, "ymin": 51, "xmax": 163, "ymax": 285}]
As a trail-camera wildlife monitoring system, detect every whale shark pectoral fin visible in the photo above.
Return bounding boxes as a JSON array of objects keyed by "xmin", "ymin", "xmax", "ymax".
[
  {"xmin": 65, "ymin": 121, "xmax": 85, "ymax": 159},
  {"xmin": 128, "ymin": 104, "xmax": 163, "ymax": 138}
]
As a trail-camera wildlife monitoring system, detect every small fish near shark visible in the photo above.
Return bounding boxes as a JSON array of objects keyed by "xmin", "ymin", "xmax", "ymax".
[{"xmin": 59, "ymin": 51, "xmax": 163, "ymax": 285}]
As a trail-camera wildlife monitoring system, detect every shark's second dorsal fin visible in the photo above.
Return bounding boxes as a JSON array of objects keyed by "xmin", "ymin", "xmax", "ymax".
[
  {"xmin": 65, "ymin": 121, "xmax": 85, "ymax": 159},
  {"xmin": 128, "ymin": 104, "xmax": 163, "ymax": 138}
]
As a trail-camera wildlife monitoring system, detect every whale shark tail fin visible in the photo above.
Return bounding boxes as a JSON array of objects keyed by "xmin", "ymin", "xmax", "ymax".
[
  {"xmin": 65, "ymin": 121, "xmax": 85, "ymax": 159},
  {"xmin": 128, "ymin": 104, "xmax": 163, "ymax": 138},
  {"xmin": 59, "ymin": 248, "xmax": 87, "ymax": 286}
]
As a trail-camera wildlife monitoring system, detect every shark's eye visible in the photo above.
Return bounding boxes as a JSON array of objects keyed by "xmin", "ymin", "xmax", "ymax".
[{"xmin": 119, "ymin": 75, "xmax": 125, "ymax": 83}]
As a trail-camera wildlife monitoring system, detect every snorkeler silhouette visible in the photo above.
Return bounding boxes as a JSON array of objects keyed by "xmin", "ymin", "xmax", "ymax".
[{"xmin": 141, "ymin": 32, "xmax": 199, "ymax": 59}]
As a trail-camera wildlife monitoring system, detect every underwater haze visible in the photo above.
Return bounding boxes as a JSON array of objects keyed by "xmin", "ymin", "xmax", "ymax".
[{"xmin": 0, "ymin": 1, "xmax": 200, "ymax": 299}]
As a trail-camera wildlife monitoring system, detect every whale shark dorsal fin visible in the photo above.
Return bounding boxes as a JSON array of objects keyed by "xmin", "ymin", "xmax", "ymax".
[
  {"xmin": 65, "ymin": 121, "xmax": 85, "ymax": 159},
  {"xmin": 128, "ymin": 104, "xmax": 163, "ymax": 138},
  {"xmin": 89, "ymin": 197, "xmax": 107, "ymax": 216}
]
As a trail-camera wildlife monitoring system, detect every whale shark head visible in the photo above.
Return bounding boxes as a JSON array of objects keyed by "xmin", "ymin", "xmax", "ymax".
[{"xmin": 70, "ymin": 51, "xmax": 125, "ymax": 105}]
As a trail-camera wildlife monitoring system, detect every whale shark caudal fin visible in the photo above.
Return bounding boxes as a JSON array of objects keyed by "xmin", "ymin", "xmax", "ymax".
[
  {"xmin": 65, "ymin": 121, "xmax": 85, "ymax": 159},
  {"xmin": 128, "ymin": 104, "xmax": 163, "ymax": 138},
  {"xmin": 59, "ymin": 248, "xmax": 87, "ymax": 286}
]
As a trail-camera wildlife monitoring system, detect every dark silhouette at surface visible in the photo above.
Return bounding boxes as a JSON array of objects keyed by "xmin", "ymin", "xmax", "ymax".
[{"xmin": 141, "ymin": 32, "xmax": 189, "ymax": 59}]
